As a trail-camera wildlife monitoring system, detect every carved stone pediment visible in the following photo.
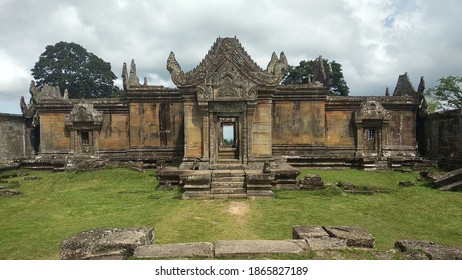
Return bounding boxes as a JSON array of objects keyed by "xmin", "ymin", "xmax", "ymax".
[
  {"xmin": 29, "ymin": 81, "xmax": 64, "ymax": 102},
  {"xmin": 167, "ymin": 37, "xmax": 288, "ymax": 99},
  {"xmin": 65, "ymin": 103, "xmax": 103, "ymax": 130},
  {"xmin": 354, "ymin": 101, "xmax": 391, "ymax": 123}
]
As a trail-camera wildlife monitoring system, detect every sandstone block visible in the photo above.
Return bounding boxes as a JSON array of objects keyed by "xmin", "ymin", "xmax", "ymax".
[
  {"xmin": 305, "ymin": 238, "xmax": 348, "ymax": 251},
  {"xmin": 60, "ymin": 227, "xmax": 154, "ymax": 260},
  {"xmin": 214, "ymin": 240, "xmax": 309, "ymax": 257},
  {"xmin": 292, "ymin": 226, "xmax": 329, "ymax": 239},
  {"xmin": 134, "ymin": 242, "xmax": 214, "ymax": 259},
  {"xmin": 323, "ymin": 226, "xmax": 375, "ymax": 248},
  {"xmin": 395, "ymin": 240, "xmax": 462, "ymax": 260}
]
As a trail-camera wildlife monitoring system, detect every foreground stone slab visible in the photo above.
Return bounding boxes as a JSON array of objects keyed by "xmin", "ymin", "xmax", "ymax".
[
  {"xmin": 61, "ymin": 228, "xmax": 154, "ymax": 260},
  {"xmin": 292, "ymin": 226, "xmax": 329, "ymax": 239},
  {"xmin": 323, "ymin": 226, "xmax": 375, "ymax": 248},
  {"xmin": 305, "ymin": 238, "xmax": 348, "ymax": 251},
  {"xmin": 214, "ymin": 240, "xmax": 309, "ymax": 257},
  {"xmin": 395, "ymin": 240, "xmax": 462, "ymax": 260},
  {"xmin": 134, "ymin": 242, "xmax": 214, "ymax": 259}
]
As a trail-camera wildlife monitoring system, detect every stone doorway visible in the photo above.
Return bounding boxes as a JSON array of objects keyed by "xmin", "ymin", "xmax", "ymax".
[
  {"xmin": 216, "ymin": 117, "xmax": 240, "ymax": 162},
  {"xmin": 364, "ymin": 128, "xmax": 377, "ymax": 152}
]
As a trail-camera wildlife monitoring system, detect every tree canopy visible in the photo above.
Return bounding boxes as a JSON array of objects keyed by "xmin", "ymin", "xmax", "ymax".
[
  {"xmin": 282, "ymin": 58, "xmax": 349, "ymax": 96},
  {"xmin": 426, "ymin": 76, "xmax": 462, "ymax": 110},
  {"xmin": 31, "ymin": 41, "xmax": 119, "ymax": 99}
]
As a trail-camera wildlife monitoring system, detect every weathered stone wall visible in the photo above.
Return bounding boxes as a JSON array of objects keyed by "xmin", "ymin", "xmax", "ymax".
[
  {"xmin": 421, "ymin": 109, "xmax": 462, "ymax": 169},
  {"xmin": 384, "ymin": 109, "xmax": 417, "ymax": 156},
  {"xmin": 0, "ymin": 114, "xmax": 33, "ymax": 160},
  {"xmin": 251, "ymin": 99, "xmax": 272, "ymax": 157},
  {"xmin": 325, "ymin": 111, "xmax": 355, "ymax": 147},
  {"xmin": 272, "ymin": 100, "xmax": 326, "ymax": 145},
  {"xmin": 99, "ymin": 113, "xmax": 129, "ymax": 151},
  {"xmin": 129, "ymin": 102, "xmax": 162, "ymax": 147},
  {"xmin": 183, "ymin": 101, "xmax": 202, "ymax": 159},
  {"xmin": 39, "ymin": 113, "xmax": 71, "ymax": 153}
]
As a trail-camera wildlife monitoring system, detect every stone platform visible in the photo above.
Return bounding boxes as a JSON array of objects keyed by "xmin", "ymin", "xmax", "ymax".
[{"xmin": 157, "ymin": 163, "xmax": 299, "ymax": 199}]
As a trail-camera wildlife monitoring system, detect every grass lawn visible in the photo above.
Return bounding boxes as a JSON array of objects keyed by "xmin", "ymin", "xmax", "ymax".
[{"xmin": 0, "ymin": 167, "xmax": 461, "ymax": 259}]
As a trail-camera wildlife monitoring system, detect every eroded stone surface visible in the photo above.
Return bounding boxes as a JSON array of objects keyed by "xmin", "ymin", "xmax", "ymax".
[
  {"xmin": 134, "ymin": 242, "xmax": 214, "ymax": 259},
  {"xmin": 305, "ymin": 238, "xmax": 348, "ymax": 251},
  {"xmin": 60, "ymin": 228, "xmax": 154, "ymax": 260},
  {"xmin": 292, "ymin": 226, "xmax": 329, "ymax": 239},
  {"xmin": 298, "ymin": 174, "xmax": 324, "ymax": 190},
  {"xmin": 323, "ymin": 226, "xmax": 375, "ymax": 248},
  {"xmin": 395, "ymin": 240, "xmax": 462, "ymax": 260},
  {"xmin": 0, "ymin": 188, "xmax": 22, "ymax": 196},
  {"xmin": 214, "ymin": 240, "xmax": 309, "ymax": 257}
]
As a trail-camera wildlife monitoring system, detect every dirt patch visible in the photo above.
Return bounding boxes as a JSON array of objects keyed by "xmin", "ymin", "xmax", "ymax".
[{"xmin": 225, "ymin": 201, "xmax": 250, "ymax": 216}]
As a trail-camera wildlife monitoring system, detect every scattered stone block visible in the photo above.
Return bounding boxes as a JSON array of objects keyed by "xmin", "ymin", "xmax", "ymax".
[
  {"xmin": 323, "ymin": 226, "xmax": 375, "ymax": 248},
  {"xmin": 292, "ymin": 226, "xmax": 329, "ymax": 239},
  {"xmin": 298, "ymin": 174, "xmax": 325, "ymax": 190},
  {"xmin": 433, "ymin": 167, "xmax": 462, "ymax": 191},
  {"xmin": 131, "ymin": 161, "xmax": 145, "ymax": 173},
  {"xmin": 395, "ymin": 240, "xmax": 462, "ymax": 260},
  {"xmin": 24, "ymin": 176, "xmax": 40, "ymax": 180},
  {"xmin": 134, "ymin": 242, "xmax": 214, "ymax": 259},
  {"xmin": 60, "ymin": 227, "xmax": 154, "ymax": 260},
  {"xmin": 305, "ymin": 238, "xmax": 348, "ymax": 251},
  {"xmin": 214, "ymin": 240, "xmax": 309, "ymax": 257},
  {"xmin": 398, "ymin": 181, "xmax": 414, "ymax": 187},
  {"xmin": 0, "ymin": 188, "xmax": 22, "ymax": 196}
]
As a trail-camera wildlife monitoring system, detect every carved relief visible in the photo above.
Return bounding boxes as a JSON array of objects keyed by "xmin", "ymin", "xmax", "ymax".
[
  {"xmin": 354, "ymin": 101, "xmax": 391, "ymax": 123},
  {"xmin": 65, "ymin": 103, "xmax": 103, "ymax": 130},
  {"xmin": 166, "ymin": 37, "xmax": 288, "ymax": 92}
]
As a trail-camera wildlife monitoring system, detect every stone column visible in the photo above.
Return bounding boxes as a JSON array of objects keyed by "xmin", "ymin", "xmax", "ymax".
[
  {"xmin": 246, "ymin": 101, "xmax": 256, "ymax": 162},
  {"xmin": 199, "ymin": 102, "xmax": 209, "ymax": 162}
]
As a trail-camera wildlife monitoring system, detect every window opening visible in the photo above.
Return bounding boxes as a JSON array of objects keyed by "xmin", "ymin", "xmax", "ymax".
[
  {"xmin": 367, "ymin": 129, "xmax": 375, "ymax": 140},
  {"xmin": 81, "ymin": 131, "xmax": 90, "ymax": 145},
  {"xmin": 222, "ymin": 123, "xmax": 235, "ymax": 146}
]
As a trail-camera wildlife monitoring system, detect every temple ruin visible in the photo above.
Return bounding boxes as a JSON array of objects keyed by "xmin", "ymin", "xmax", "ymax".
[{"xmin": 1, "ymin": 37, "xmax": 456, "ymax": 198}]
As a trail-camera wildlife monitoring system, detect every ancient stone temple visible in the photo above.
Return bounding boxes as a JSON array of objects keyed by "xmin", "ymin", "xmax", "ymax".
[{"xmin": 0, "ymin": 37, "xmax": 429, "ymax": 198}]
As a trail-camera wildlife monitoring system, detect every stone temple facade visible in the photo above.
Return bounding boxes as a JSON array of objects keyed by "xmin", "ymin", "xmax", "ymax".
[{"xmin": 0, "ymin": 37, "xmax": 437, "ymax": 198}]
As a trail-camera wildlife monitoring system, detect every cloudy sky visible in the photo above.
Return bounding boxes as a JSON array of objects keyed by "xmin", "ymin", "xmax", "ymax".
[{"xmin": 1, "ymin": 0, "xmax": 461, "ymax": 114}]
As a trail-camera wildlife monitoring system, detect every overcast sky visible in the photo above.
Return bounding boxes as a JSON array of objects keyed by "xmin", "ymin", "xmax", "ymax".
[{"xmin": 1, "ymin": 0, "xmax": 461, "ymax": 114}]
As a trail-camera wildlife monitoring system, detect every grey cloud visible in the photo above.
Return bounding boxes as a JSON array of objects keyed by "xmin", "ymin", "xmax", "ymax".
[{"xmin": 1, "ymin": 0, "xmax": 461, "ymax": 113}]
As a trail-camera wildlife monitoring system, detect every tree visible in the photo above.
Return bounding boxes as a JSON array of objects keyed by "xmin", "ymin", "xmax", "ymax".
[
  {"xmin": 282, "ymin": 58, "xmax": 349, "ymax": 96},
  {"xmin": 426, "ymin": 76, "xmax": 462, "ymax": 110},
  {"xmin": 31, "ymin": 41, "xmax": 119, "ymax": 99}
]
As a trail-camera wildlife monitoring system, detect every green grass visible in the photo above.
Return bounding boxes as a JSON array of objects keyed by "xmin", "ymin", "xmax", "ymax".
[{"xmin": 0, "ymin": 168, "xmax": 461, "ymax": 259}]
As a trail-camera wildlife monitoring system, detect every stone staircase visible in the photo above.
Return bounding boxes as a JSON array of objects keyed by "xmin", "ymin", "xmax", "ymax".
[{"xmin": 210, "ymin": 170, "xmax": 246, "ymax": 198}]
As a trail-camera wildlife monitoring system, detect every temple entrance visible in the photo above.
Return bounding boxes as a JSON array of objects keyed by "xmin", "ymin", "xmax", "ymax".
[
  {"xmin": 364, "ymin": 128, "xmax": 377, "ymax": 152},
  {"xmin": 216, "ymin": 117, "xmax": 240, "ymax": 162}
]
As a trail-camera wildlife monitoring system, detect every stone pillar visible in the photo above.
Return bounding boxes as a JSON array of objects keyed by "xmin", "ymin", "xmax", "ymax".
[
  {"xmin": 246, "ymin": 101, "xmax": 256, "ymax": 162},
  {"xmin": 199, "ymin": 102, "xmax": 209, "ymax": 162}
]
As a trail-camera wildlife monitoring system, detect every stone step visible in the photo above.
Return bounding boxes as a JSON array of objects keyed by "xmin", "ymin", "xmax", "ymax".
[
  {"xmin": 211, "ymin": 182, "xmax": 245, "ymax": 189},
  {"xmin": 212, "ymin": 171, "xmax": 245, "ymax": 178},
  {"xmin": 210, "ymin": 188, "xmax": 246, "ymax": 194},
  {"xmin": 212, "ymin": 176, "xmax": 245, "ymax": 183}
]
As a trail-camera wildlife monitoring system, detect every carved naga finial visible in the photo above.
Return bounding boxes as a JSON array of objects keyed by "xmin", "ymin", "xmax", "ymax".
[
  {"xmin": 266, "ymin": 52, "xmax": 288, "ymax": 79},
  {"xmin": 122, "ymin": 62, "xmax": 128, "ymax": 90},
  {"xmin": 122, "ymin": 59, "xmax": 141, "ymax": 89},
  {"xmin": 266, "ymin": 52, "xmax": 279, "ymax": 74},
  {"xmin": 313, "ymin": 55, "xmax": 328, "ymax": 86},
  {"xmin": 167, "ymin": 51, "xmax": 186, "ymax": 86}
]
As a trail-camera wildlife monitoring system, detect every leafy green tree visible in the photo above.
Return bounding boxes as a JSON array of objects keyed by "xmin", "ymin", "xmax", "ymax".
[
  {"xmin": 426, "ymin": 76, "xmax": 462, "ymax": 110},
  {"xmin": 282, "ymin": 58, "xmax": 349, "ymax": 96},
  {"xmin": 31, "ymin": 41, "xmax": 119, "ymax": 99}
]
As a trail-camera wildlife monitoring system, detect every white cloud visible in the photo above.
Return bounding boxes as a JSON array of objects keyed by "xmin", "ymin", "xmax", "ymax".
[{"xmin": 0, "ymin": 0, "xmax": 461, "ymax": 113}]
